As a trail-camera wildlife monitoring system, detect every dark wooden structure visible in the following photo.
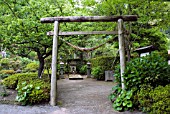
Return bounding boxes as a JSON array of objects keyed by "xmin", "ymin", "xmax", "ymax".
[{"xmin": 134, "ymin": 45, "xmax": 156, "ymax": 57}]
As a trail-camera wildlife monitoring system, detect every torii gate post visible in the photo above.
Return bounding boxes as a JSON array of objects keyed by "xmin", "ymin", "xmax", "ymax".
[
  {"xmin": 51, "ymin": 21, "xmax": 59, "ymax": 106},
  {"xmin": 40, "ymin": 16, "xmax": 137, "ymax": 106},
  {"xmin": 118, "ymin": 19, "xmax": 125, "ymax": 89}
]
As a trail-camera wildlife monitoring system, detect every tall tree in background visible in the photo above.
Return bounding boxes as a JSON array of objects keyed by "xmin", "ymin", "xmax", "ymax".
[
  {"xmin": 0, "ymin": 0, "xmax": 64, "ymax": 77},
  {"xmin": 94, "ymin": 0, "xmax": 170, "ymax": 59}
]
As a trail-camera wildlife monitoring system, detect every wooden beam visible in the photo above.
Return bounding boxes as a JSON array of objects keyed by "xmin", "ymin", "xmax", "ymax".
[
  {"xmin": 51, "ymin": 21, "xmax": 59, "ymax": 106},
  {"xmin": 41, "ymin": 15, "xmax": 138, "ymax": 23},
  {"xmin": 118, "ymin": 19, "xmax": 125, "ymax": 90},
  {"xmin": 47, "ymin": 31, "xmax": 118, "ymax": 36}
]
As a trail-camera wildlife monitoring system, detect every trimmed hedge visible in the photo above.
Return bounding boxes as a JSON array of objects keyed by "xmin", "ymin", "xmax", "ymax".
[
  {"xmin": 24, "ymin": 62, "xmax": 39, "ymax": 72},
  {"xmin": 2, "ymin": 73, "xmax": 38, "ymax": 89},
  {"xmin": 0, "ymin": 70, "xmax": 15, "ymax": 75},
  {"xmin": 0, "ymin": 70, "xmax": 15, "ymax": 79},
  {"xmin": 137, "ymin": 84, "xmax": 170, "ymax": 114},
  {"xmin": 90, "ymin": 56, "xmax": 115, "ymax": 80}
]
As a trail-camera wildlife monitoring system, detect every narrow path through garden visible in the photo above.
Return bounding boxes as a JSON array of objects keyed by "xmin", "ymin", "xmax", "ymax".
[{"xmin": 57, "ymin": 76, "xmax": 143, "ymax": 114}]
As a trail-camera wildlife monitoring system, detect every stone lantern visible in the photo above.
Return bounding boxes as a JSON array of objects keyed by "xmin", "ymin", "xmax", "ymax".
[
  {"xmin": 60, "ymin": 61, "xmax": 65, "ymax": 79},
  {"xmin": 87, "ymin": 61, "xmax": 91, "ymax": 78}
]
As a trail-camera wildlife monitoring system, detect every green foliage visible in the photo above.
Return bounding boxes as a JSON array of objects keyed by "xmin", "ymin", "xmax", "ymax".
[
  {"xmin": 137, "ymin": 84, "xmax": 170, "ymax": 114},
  {"xmin": 95, "ymin": 0, "xmax": 169, "ymax": 59},
  {"xmin": 111, "ymin": 53, "xmax": 170, "ymax": 112},
  {"xmin": 20, "ymin": 57, "xmax": 33, "ymax": 69},
  {"xmin": 9, "ymin": 58, "xmax": 21, "ymax": 71},
  {"xmin": 90, "ymin": 56, "xmax": 114, "ymax": 80},
  {"xmin": 109, "ymin": 85, "xmax": 134, "ymax": 111},
  {"xmin": 24, "ymin": 62, "xmax": 39, "ymax": 72},
  {"xmin": 115, "ymin": 53, "xmax": 170, "ymax": 89},
  {"xmin": 0, "ymin": 70, "xmax": 15, "ymax": 75},
  {"xmin": 16, "ymin": 81, "xmax": 33, "ymax": 105},
  {"xmin": 0, "ymin": 58, "xmax": 10, "ymax": 69},
  {"xmin": 75, "ymin": 61, "xmax": 85, "ymax": 74},
  {"xmin": 16, "ymin": 80, "xmax": 50, "ymax": 105},
  {"xmin": 2, "ymin": 73, "xmax": 38, "ymax": 89},
  {"xmin": 0, "ymin": 70, "xmax": 15, "ymax": 79},
  {"xmin": 79, "ymin": 65, "xmax": 87, "ymax": 75},
  {"xmin": 0, "ymin": 56, "xmax": 33, "ymax": 71},
  {"xmin": 109, "ymin": 85, "xmax": 122, "ymax": 102},
  {"xmin": 2, "ymin": 73, "xmax": 50, "ymax": 105},
  {"xmin": 91, "ymin": 66, "xmax": 103, "ymax": 79},
  {"xmin": 113, "ymin": 90, "xmax": 133, "ymax": 111}
]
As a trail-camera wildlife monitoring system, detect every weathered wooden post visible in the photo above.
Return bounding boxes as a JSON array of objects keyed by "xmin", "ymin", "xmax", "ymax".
[
  {"xmin": 51, "ymin": 21, "xmax": 59, "ymax": 106},
  {"xmin": 118, "ymin": 19, "xmax": 125, "ymax": 89}
]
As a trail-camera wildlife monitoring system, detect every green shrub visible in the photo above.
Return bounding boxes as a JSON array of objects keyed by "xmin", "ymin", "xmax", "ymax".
[
  {"xmin": 138, "ymin": 84, "xmax": 170, "ymax": 114},
  {"xmin": 2, "ymin": 73, "xmax": 38, "ymax": 89},
  {"xmin": 19, "ymin": 57, "xmax": 33, "ymax": 69},
  {"xmin": 25, "ymin": 62, "xmax": 39, "ymax": 72},
  {"xmin": 91, "ymin": 66, "xmax": 103, "ymax": 79},
  {"xmin": 90, "ymin": 56, "xmax": 114, "ymax": 80},
  {"xmin": 111, "ymin": 53, "xmax": 170, "ymax": 111},
  {"xmin": 79, "ymin": 65, "xmax": 87, "ymax": 75},
  {"xmin": 75, "ymin": 60, "xmax": 86, "ymax": 73},
  {"xmin": 2, "ymin": 74, "xmax": 19, "ymax": 89},
  {"xmin": 16, "ymin": 80, "xmax": 50, "ymax": 105},
  {"xmin": 0, "ymin": 70, "xmax": 15, "ymax": 79},
  {"xmin": 9, "ymin": 59, "xmax": 21, "ymax": 71},
  {"xmin": 0, "ymin": 70, "xmax": 15, "ymax": 75},
  {"xmin": 2, "ymin": 73, "xmax": 50, "ymax": 105},
  {"xmin": 0, "ymin": 58, "xmax": 10, "ymax": 69},
  {"xmin": 114, "ymin": 53, "xmax": 170, "ymax": 89}
]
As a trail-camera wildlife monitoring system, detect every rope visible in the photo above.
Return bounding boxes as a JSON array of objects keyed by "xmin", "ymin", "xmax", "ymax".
[{"xmin": 60, "ymin": 37, "xmax": 115, "ymax": 52}]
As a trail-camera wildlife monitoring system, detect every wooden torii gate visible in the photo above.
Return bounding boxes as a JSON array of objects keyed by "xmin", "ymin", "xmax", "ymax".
[{"xmin": 40, "ymin": 15, "xmax": 138, "ymax": 106}]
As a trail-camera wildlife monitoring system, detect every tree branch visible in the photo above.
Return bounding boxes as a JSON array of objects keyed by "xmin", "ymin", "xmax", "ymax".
[{"xmin": 2, "ymin": 0, "xmax": 17, "ymax": 18}]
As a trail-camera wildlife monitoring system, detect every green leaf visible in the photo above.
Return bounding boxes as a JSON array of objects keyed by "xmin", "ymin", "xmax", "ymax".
[
  {"xmin": 125, "ymin": 95, "xmax": 131, "ymax": 100},
  {"xmin": 115, "ymin": 107, "xmax": 123, "ymax": 111},
  {"xmin": 116, "ymin": 102, "xmax": 122, "ymax": 106},
  {"xmin": 127, "ymin": 101, "xmax": 133, "ymax": 108},
  {"xmin": 123, "ymin": 101, "xmax": 128, "ymax": 106}
]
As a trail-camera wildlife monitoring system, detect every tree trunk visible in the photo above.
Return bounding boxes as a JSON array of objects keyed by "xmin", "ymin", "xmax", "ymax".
[{"xmin": 38, "ymin": 58, "xmax": 45, "ymax": 78}]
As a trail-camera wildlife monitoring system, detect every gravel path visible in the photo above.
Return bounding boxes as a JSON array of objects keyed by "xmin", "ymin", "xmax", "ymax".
[
  {"xmin": 0, "ymin": 77, "xmax": 144, "ymax": 114},
  {"xmin": 57, "ymin": 77, "xmax": 143, "ymax": 114}
]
